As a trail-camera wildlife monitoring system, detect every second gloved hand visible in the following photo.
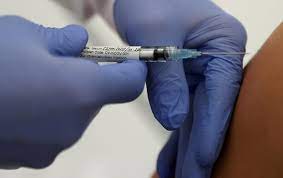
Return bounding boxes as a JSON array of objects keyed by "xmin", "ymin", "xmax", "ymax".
[
  {"xmin": 114, "ymin": 0, "xmax": 247, "ymax": 177},
  {"xmin": 0, "ymin": 16, "xmax": 147, "ymax": 169}
]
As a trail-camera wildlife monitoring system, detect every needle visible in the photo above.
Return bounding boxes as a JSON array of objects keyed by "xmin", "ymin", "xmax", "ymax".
[{"xmin": 201, "ymin": 52, "xmax": 250, "ymax": 56}]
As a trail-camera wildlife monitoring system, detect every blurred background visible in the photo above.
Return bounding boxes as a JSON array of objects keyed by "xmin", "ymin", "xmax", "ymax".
[{"xmin": 0, "ymin": 0, "xmax": 282, "ymax": 177}]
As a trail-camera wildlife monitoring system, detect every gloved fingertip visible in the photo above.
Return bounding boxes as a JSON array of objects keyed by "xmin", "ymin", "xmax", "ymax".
[
  {"xmin": 45, "ymin": 24, "xmax": 88, "ymax": 56},
  {"xmin": 122, "ymin": 60, "xmax": 147, "ymax": 74},
  {"xmin": 148, "ymin": 71, "xmax": 189, "ymax": 130},
  {"xmin": 120, "ymin": 61, "xmax": 148, "ymax": 101},
  {"xmin": 169, "ymin": 113, "xmax": 188, "ymax": 130},
  {"xmin": 21, "ymin": 144, "xmax": 63, "ymax": 169},
  {"xmin": 159, "ymin": 113, "xmax": 188, "ymax": 131},
  {"xmin": 98, "ymin": 60, "xmax": 147, "ymax": 104},
  {"xmin": 60, "ymin": 25, "xmax": 88, "ymax": 55},
  {"xmin": 26, "ymin": 156, "xmax": 56, "ymax": 169}
]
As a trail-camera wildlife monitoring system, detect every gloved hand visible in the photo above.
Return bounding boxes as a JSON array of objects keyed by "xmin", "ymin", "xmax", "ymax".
[
  {"xmin": 114, "ymin": 0, "xmax": 247, "ymax": 177},
  {"xmin": 0, "ymin": 16, "xmax": 146, "ymax": 169}
]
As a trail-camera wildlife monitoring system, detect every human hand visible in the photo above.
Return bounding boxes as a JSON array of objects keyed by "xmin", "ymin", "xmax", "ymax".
[
  {"xmin": 0, "ymin": 16, "xmax": 147, "ymax": 169},
  {"xmin": 114, "ymin": 0, "xmax": 247, "ymax": 177}
]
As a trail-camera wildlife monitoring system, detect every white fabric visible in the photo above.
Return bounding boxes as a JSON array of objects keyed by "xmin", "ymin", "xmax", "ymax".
[{"xmin": 55, "ymin": 0, "xmax": 115, "ymax": 28}]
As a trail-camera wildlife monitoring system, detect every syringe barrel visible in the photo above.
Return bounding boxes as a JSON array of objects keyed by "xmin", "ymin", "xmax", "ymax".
[
  {"xmin": 81, "ymin": 46, "xmax": 141, "ymax": 62},
  {"xmin": 81, "ymin": 46, "xmax": 177, "ymax": 62}
]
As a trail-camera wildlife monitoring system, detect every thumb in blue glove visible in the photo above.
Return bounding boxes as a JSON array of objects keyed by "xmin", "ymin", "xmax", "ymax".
[
  {"xmin": 0, "ymin": 16, "xmax": 147, "ymax": 169},
  {"xmin": 114, "ymin": 0, "xmax": 247, "ymax": 177}
]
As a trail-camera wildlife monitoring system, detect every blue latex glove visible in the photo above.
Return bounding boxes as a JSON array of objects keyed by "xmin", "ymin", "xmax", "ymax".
[
  {"xmin": 114, "ymin": 0, "xmax": 247, "ymax": 177},
  {"xmin": 0, "ymin": 16, "xmax": 147, "ymax": 169}
]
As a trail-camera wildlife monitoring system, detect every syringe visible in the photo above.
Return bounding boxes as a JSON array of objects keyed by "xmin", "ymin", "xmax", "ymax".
[{"xmin": 81, "ymin": 46, "xmax": 248, "ymax": 62}]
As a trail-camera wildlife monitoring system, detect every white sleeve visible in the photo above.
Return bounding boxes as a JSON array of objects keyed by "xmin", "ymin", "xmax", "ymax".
[
  {"xmin": 55, "ymin": 0, "xmax": 115, "ymax": 28},
  {"xmin": 95, "ymin": 0, "xmax": 115, "ymax": 29}
]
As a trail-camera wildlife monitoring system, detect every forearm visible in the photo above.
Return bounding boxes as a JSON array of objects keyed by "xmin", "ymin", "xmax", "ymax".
[{"xmin": 212, "ymin": 22, "xmax": 283, "ymax": 178}]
